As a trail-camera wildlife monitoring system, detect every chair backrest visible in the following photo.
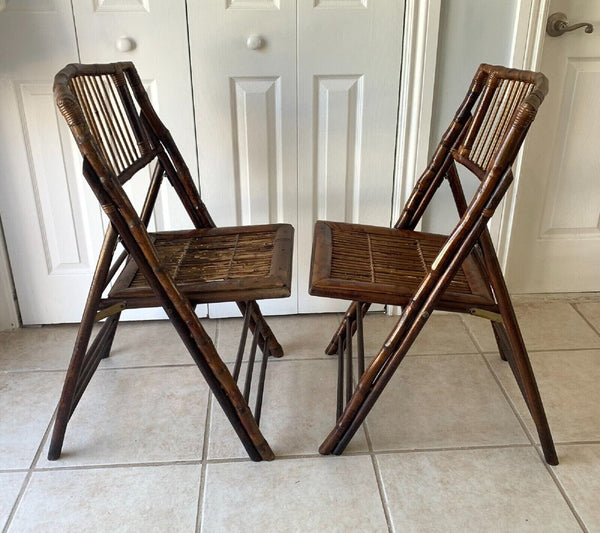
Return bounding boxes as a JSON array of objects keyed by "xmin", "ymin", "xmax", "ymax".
[
  {"xmin": 54, "ymin": 62, "xmax": 217, "ymax": 369},
  {"xmin": 397, "ymin": 64, "xmax": 548, "ymax": 232},
  {"xmin": 54, "ymin": 62, "xmax": 214, "ymax": 231}
]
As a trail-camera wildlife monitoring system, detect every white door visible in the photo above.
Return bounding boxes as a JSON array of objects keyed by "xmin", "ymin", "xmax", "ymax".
[
  {"xmin": 0, "ymin": 1, "xmax": 200, "ymax": 324},
  {"xmin": 505, "ymin": 0, "xmax": 600, "ymax": 293},
  {"xmin": 187, "ymin": 0, "xmax": 298, "ymax": 318},
  {"xmin": 0, "ymin": 1, "xmax": 82, "ymax": 325},
  {"xmin": 188, "ymin": 1, "xmax": 404, "ymax": 316},
  {"xmin": 297, "ymin": 0, "xmax": 404, "ymax": 312}
]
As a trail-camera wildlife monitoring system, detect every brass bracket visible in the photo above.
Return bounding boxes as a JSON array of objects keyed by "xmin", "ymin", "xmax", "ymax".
[
  {"xmin": 468, "ymin": 308, "xmax": 503, "ymax": 323},
  {"xmin": 95, "ymin": 302, "xmax": 126, "ymax": 322}
]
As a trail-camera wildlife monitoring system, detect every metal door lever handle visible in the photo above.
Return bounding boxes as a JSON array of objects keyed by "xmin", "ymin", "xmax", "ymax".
[{"xmin": 546, "ymin": 12, "xmax": 594, "ymax": 37}]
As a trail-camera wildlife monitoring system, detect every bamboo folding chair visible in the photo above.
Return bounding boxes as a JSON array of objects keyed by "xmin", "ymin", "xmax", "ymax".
[
  {"xmin": 309, "ymin": 64, "xmax": 558, "ymax": 465},
  {"xmin": 49, "ymin": 62, "xmax": 293, "ymax": 462}
]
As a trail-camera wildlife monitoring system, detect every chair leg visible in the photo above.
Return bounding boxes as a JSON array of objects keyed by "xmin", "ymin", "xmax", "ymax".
[
  {"xmin": 494, "ymin": 294, "xmax": 558, "ymax": 465},
  {"xmin": 99, "ymin": 312, "xmax": 120, "ymax": 359},
  {"xmin": 326, "ymin": 301, "xmax": 370, "ymax": 356},
  {"xmin": 478, "ymin": 234, "xmax": 558, "ymax": 465},
  {"xmin": 48, "ymin": 313, "xmax": 119, "ymax": 460},
  {"xmin": 491, "ymin": 321, "xmax": 509, "ymax": 362},
  {"xmin": 237, "ymin": 300, "xmax": 284, "ymax": 358},
  {"xmin": 48, "ymin": 225, "xmax": 119, "ymax": 461},
  {"xmin": 320, "ymin": 304, "xmax": 427, "ymax": 456}
]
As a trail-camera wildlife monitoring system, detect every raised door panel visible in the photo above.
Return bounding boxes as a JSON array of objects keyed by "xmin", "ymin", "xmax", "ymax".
[
  {"xmin": 188, "ymin": 1, "xmax": 297, "ymax": 317},
  {"xmin": 506, "ymin": 0, "xmax": 600, "ymax": 292},
  {"xmin": 297, "ymin": 0, "xmax": 404, "ymax": 312},
  {"xmin": 0, "ymin": 1, "xmax": 90, "ymax": 324},
  {"xmin": 72, "ymin": 0, "xmax": 197, "ymax": 232}
]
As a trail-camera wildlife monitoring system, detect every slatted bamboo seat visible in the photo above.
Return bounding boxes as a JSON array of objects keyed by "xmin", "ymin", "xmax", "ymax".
[
  {"xmin": 309, "ymin": 64, "xmax": 558, "ymax": 465},
  {"xmin": 49, "ymin": 62, "xmax": 294, "ymax": 462}
]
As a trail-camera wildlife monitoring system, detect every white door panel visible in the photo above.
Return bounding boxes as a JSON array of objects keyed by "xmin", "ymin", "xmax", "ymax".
[
  {"xmin": 188, "ymin": 1, "xmax": 298, "ymax": 317},
  {"xmin": 0, "ymin": 1, "xmax": 85, "ymax": 324},
  {"xmin": 506, "ymin": 0, "xmax": 600, "ymax": 292},
  {"xmin": 72, "ymin": 0, "xmax": 198, "ymax": 232},
  {"xmin": 297, "ymin": 0, "xmax": 404, "ymax": 312}
]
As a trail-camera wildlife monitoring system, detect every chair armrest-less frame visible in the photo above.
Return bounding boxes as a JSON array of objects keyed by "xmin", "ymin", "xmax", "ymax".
[
  {"xmin": 49, "ymin": 62, "xmax": 294, "ymax": 462},
  {"xmin": 309, "ymin": 64, "xmax": 558, "ymax": 465}
]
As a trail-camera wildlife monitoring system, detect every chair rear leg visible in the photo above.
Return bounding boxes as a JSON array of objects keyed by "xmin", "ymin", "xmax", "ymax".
[
  {"xmin": 48, "ymin": 313, "xmax": 118, "ymax": 460},
  {"xmin": 237, "ymin": 300, "xmax": 284, "ymax": 358},
  {"xmin": 48, "ymin": 226, "xmax": 119, "ymax": 460},
  {"xmin": 491, "ymin": 321, "xmax": 509, "ymax": 361},
  {"xmin": 320, "ymin": 305, "xmax": 426, "ymax": 456},
  {"xmin": 326, "ymin": 301, "xmax": 370, "ymax": 355},
  {"xmin": 479, "ymin": 234, "xmax": 558, "ymax": 465},
  {"xmin": 98, "ymin": 312, "xmax": 121, "ymax": 359},
  {"xmin": 495, "ymin": 296, "xmax": 558, "ymax": 465},
  {"xmin": 491, "ymin": 321, "xmax": 528, "ymax": 394}
]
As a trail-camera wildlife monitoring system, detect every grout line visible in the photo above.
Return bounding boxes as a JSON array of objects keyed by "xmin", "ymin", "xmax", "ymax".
[
  {"xmin": 371, "ymin": 443, "xmax": 534, "ymax": 456},
  {"xmin": 195, "ymin": 390, "xmax": 213, "ymax": 533},
  {"xmin": 2, "ymin": 403, "xmax": 58, "ymax": 533},
  {"xmin": 571, "ymin": 302, "xmax": 600, "ymax": 338},
  {"xmin": 364, "ymin": 420, "xmax": 394, "ymax": 533},
  {"xmin": 29, "ymin": 460, "xmax": 203, "ymax": 473},
  {"xmin": 477, "ymin": 346, "xmax": 588, "ymax": 531},
  {"xmin": 538, "ymin": 453, "xmax": 589, "ymax": 532}
]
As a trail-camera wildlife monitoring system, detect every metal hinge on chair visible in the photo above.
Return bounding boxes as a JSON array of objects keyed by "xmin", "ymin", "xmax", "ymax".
[
  {"xmin": 468, "ymin": 308, "xmax": 503, "ymax": 323},
  {"xmin": 95, "ymin": 302, "xmax": 126, "ymax": 322}
]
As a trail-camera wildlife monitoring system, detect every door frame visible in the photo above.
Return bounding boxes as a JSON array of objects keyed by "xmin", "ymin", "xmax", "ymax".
[
  {"xmin": 392, "ymin": 0, "xmax": 442, "ymax": 223},
  {"xmin": 494, "ymin": 0, "xmax": 550, "ymax": 269},
  {"xmin": 393, "ymin": 0, "xmax": 553, "ymax": 271}
]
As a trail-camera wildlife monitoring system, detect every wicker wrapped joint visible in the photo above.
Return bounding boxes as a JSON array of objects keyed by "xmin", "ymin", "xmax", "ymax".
[
  {"xmin": 309, "ymin": 64, "xmax": 558, "ymax": 465},
  {"xmin": 49, "ymin": 62, "xmax": 293, "ymax": 462}
]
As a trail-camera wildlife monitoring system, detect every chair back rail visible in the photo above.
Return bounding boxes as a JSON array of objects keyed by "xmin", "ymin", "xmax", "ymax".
[{"xmin": 396, "ymin": 64, "xmax": 547, "ymax": 232}]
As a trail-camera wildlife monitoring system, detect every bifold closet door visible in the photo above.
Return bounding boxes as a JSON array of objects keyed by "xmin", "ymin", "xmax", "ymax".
[{"xmin": 188, "ymin": 0, "xmax": 298, "ymax": 317}]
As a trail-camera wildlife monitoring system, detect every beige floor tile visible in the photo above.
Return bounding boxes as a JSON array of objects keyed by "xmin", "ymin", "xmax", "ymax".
[
  {"xmin": 463, "ymin": 302, "xmax": 600, "ymax": 352},
  {"xmin": 208, "ymin": 359, "xmax": 368, "ymax": 459},
  {"xmin": 0, "ymin": 372, "xmax": 63, "ymax": 470},
  {"xmin": 201, "ymin": 456, "xmax": 388, "ymax": 533},
  {"xmin": 101, "ymin": 319, "xmax": 216, "ymax": 368},
  {"xmin": 363, "ymin": 313, "xmax": 478, "ymax": 356},
  {"xmin": 575, "ymin": 302, "xmax": 600, "ymax": 334},
  {"xmin": 38, "ymin": 367, "xmax": 209, "ymax": 467},
  {"xmin": 367, "ymin": 354, "xmax": 528, "ymax": 451},
  {"xmin": 486, "ymin": 349, "xmax": 600, "ymax": 443},
  {"xmin": 9, "ymin": 464, "xmax": 201, "ymax": 532},
  {"xmin": 0, "ymin": 325, "xmax": 76, "ymax": 372},
  {"xmin": 0, "ymin": 472, "xmax": 26, "ymax": 530},
  {"xmin": 377, "ymin": 447, "xmax": 580, "ymax": 532},
  {"xmin": 216, "ymin": 313, "xmax": 342, "ymax": 361},
  {"xmin": 553, "ymin": 444, "xmax": 600, "ymax": 531}
]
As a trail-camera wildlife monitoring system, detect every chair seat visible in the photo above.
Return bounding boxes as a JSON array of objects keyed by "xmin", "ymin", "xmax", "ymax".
[
  {"xmin": 108, "ymin": 224, "xmax": 294, "ymax": 306},
  {"xmin": 309, "ymin": 221, "xmax": 495, "ymax": 311}
]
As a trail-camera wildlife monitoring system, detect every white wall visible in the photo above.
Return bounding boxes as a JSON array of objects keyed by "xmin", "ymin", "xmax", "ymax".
[
  {"xmin": 0, "ymin": 219, "xmax": 19, "ymax": 330},
  {"xmin": 422, "ymin": 0, "xmax": 519, "ymax": 233}
]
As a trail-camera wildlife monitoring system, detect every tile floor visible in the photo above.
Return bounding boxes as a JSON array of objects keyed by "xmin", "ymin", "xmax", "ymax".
[{"xmin": 1, "ymin": 297, "xmax": 600, "ymax": 532}]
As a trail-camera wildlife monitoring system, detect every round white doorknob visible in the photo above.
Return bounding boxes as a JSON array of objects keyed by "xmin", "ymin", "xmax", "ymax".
[
  {"xmin": 246, "ymin": 34, "xmax": 264, "ymax": 50},
  {"xmin": 115, "ymin": 37, "xmax": 136, "ymax": 53}
]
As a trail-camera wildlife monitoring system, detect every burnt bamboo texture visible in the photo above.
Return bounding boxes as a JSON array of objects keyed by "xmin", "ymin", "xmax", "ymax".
[
  {"xmin": 309, "ymin": 64, "xmax": 558, "ymax": 465},
  {"xmin": 49, "ymin": 62, "xmax": 294, "ymax": 462}
]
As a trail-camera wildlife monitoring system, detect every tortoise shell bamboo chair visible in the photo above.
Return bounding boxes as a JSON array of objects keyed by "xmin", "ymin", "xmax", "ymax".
[
  {"xmin": 49, "ymin": 62, "xmax": 294, "ymax": 462},
  {"xmin": 309, "ymin": 64, "xmax": 558, "ymax": 465}
]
